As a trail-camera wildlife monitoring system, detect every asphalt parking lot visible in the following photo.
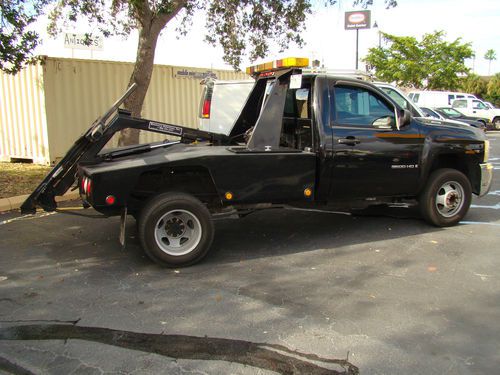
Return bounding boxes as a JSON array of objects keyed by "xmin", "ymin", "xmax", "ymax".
[{"xmin": 1, "ymin": 133, "xmax": 499, "ymax": 374}]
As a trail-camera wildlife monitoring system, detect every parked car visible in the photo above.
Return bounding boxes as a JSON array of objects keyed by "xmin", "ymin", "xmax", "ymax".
[
  {"xmin": 420, "ymin": 107, "xmax": 486, "ymax": 131},
  {"xmin": 408, "ymin": 90, "xmax": 477, "ymax": 108},
  {"xmin": 452, "ymin": 98, "xmax": 500, "ymax": 130},
  {"xmin": 433, "ymin": 107, "xmax": 487, "ymax": 131}
]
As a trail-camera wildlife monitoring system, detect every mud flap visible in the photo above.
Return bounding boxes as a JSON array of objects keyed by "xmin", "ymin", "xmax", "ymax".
[{"xmin": 119, "ymin": 207, "xmax": 127, "ymax": 248}]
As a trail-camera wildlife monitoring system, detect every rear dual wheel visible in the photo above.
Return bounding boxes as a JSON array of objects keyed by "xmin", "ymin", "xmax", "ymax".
[
  {"xmin": 138, "ymin": 193, "xmax": 214, "ymax": 267},
  {"xmin": 419, "ymin": 168, "xmax": 472, "ymax": 227}
]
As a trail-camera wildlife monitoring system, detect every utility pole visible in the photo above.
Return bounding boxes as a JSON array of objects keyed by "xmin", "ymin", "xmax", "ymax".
[{"xmin": 373, "ymin": 21, "xmax": 381, "ymax": 48}]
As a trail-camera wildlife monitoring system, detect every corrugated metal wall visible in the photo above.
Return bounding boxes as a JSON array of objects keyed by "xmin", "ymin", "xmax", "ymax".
[
  {"xmin": 0, "ymin": 63, "xmax": 49, "ymax": 164},
  {"xmin": 0, "ymin": 57, "xmax": 248, "ymax": 164}
]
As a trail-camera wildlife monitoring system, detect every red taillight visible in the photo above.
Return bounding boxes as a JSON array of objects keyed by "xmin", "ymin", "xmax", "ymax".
[
  {"xmin": 105, "ymin": 195, "xmax": 115, "ymax": 206},
  {"xmin": 202, "ymin": 99, "xmax": 211, "ymax": 118}
]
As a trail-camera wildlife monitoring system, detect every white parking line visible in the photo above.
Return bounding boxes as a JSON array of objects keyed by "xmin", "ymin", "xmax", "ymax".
[
  {"xmin": 0, "ymin": 212, "xmax": 57, "ymax": 226},
  {"xmin": 461, "ymin": 221, "xmax": 500, "ymax": 227},
  {"xmin": 487, "ymin": 190, "xmax": 500, "ymax": 196},
  {"xmin": 471, "ymin": 203, "xmax": 500, "ymax": 210}
]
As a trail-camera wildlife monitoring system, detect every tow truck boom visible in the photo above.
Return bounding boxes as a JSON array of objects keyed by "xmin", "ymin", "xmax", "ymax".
[{"xmin": 21, "ymin": 84, "xmax": 231, "ymax": 214}]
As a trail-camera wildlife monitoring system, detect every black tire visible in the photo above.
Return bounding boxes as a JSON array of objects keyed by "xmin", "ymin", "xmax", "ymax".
[
  {"xmin": 138, "ymin": 193, "xmax": 214, "ymax": 267},
  {"xmin": 419, "ymin": 168, "xmax": 472, "ymax": 227},
  {"xmin": 493, "ymin": 117, "xmax": 500, "ymax": 130}
]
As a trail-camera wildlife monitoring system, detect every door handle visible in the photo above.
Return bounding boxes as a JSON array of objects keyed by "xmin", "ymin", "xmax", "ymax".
[{"xmin": 338, "ymin": 137, "xmax": 360, "ymax": 146}]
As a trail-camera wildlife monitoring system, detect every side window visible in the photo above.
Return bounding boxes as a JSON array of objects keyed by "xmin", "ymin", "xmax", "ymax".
[
  {"xmin": 473, "ymin": 100, "xmax": 487, "ymax": 110},
  {"xmin": 412, "ymin": 93, "xmax": 420, "ymax": 103},
  {"xmin": 281, "ymin": 84, "xmax": 312, "ymax": 150},
  {"xmin": 453, "ymin": 100, "xmax": 466, "ymax": 108},
  {"xmin": 284, "ymin": 88, "xmax": 310, "ymax": 119},
  {"xmin": 448, "ymin": 94, "xmax": 454, "ymax": 105},
  {"xmin": 380, "ymin": 87, "xmax": 409, "ymax": 110},
  {"xmin": 332, "ymin": 85, "xmax": 394, "ymax": 127}
]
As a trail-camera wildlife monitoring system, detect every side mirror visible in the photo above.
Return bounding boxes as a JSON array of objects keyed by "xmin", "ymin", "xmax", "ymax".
[
  {"xmin": 372, "ymin": 116, "xmax": 394, "ymax": 129},
  {"xmin": 399, "ymin": 109, "xmax": 412, "ymax": 127}
]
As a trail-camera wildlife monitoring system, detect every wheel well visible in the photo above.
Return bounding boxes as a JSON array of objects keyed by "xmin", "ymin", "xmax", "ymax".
[{"xmin": 428, "ymin": 154, "xmax": 471, "ymax": 182}]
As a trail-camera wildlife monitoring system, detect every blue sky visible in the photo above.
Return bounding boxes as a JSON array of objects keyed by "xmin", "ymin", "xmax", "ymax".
[{"xmin": 36, "ymin": 0, "xmax": 500, "ymax": 76}]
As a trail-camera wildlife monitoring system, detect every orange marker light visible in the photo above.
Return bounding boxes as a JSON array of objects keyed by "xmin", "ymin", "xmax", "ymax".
[
  {"xmin": 304, "ymin": 188, "xmax": 312, "ymax": 197},
  {"xmin": 246, "ymin": 57, "xmax": 309, "ymax": 75},
  {"xmin": 225, "ymin": 192, "xmax": 233, "ymax": 200}
]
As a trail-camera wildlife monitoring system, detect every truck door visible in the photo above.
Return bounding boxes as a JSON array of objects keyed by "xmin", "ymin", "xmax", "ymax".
[
  {"xmin": 471, "ymin": 99, "xmax": 491, "ymax": 120},
  {"xmin": 328, "ymin": 81, "xmax": 422, "ymax": 200}
]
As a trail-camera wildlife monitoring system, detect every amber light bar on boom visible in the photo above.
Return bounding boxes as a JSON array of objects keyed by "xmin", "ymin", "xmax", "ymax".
[{"xmin": 246, "ymin": 57, "xmax": 310, "ymax": 76}]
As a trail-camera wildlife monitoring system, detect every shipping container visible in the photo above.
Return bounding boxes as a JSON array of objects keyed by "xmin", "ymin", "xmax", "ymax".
[{"xmin": 0, "ymin": 57, "xmax": 247, "ymax": 165}]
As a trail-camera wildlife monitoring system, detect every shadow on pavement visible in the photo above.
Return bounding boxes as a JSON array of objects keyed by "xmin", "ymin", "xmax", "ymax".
[{"xmin": 0, "ymin": 323, "xmax": 358, "ymax": 374}]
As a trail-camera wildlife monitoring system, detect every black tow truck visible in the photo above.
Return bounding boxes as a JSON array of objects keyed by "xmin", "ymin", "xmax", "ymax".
[{"xmin": 22, "ymin": 58, "xmax": 493, "ymax": 267}]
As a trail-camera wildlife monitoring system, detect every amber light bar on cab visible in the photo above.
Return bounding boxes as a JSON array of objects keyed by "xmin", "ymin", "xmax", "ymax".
[{"xmin": 246, "ymin": 57, "xmax": 310, "ymax": 76}]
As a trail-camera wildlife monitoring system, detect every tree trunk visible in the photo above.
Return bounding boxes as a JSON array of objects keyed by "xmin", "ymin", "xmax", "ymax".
[
  {"xmin": 118, "ymin": 25, "xmax": 161, "ymax": 146},
  {"xmin": 118, "ymin": 2, "xmax": 186, "ymax": 146}
]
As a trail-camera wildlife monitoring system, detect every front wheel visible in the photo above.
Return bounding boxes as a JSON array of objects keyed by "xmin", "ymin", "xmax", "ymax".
[
  {"xmin": 138, "ymin": 193, "xmax": 214, "ymax": 267},
  {"xmin": 419, "ymin": 169, "xmax": 472, "ymax": 227}
]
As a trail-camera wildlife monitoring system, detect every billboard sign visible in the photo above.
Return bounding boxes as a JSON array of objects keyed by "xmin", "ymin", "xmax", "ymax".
[{"xmin": 344, "ymin": 10, "xmax": 371, "ymax": 30}]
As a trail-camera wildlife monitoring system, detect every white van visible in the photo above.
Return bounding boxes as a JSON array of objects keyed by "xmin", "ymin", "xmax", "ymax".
[
  {"xmin": 408, "ymin": 90, "xmax": 477, "ymax": 108},
  {"xmin": 198, "ymin": 79, "xmax": 254, "ymax": 134}
]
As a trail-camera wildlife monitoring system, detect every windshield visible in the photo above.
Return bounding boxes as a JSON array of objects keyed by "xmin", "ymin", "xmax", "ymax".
[
  {"xmin": 438, "ymin": 107, "xmax": 462, "ymax": 118},
  {"xmin": 422, "ymin": 108, "xmax": 440, "ymax": 118}
]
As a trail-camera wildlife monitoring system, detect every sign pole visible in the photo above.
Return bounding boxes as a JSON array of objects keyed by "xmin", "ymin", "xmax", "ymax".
[
  {"xmin": 344, "ymin": 10, "xmax": 371, "ymax": 71},
  {"xmin": 356, "ymin": 29, "xmax": 359, "ymax": 70}
]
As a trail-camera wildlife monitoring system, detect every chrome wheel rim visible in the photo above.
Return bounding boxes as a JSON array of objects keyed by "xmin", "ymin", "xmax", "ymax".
[
  {"xmin": 435, "ymin": 181, "xmax": 465, "ymax": 218},
  {"xmin": 154, "ymin": 209, "xmax": 202, "ymax": 256}
]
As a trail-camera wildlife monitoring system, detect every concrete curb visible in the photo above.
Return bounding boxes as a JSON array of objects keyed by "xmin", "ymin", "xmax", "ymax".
[{"xmin": 0, "ymin": 190, "xmax": 80, "ymax": 213}]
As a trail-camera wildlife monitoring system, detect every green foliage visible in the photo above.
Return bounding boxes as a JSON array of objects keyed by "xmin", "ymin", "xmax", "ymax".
[
  {"xmin": 484, "ymin": 49, "xmax": 496, "ymax": 62},
  {"xmin": 460, "ymin": 73, "xmax": 500, "ymax": 107},
  {"xmin": 364, "ymin": 31, "xmax": 474, "ymax": 90},
  {"xmin": 484, "ymin": 49, "xmax": 497, "ymax": 75},
  {"xmin": 0, "ymin": 0, "xmax": 49, "ymax": 74},
  {"xmin": 2, "ymin": 0, "xmax": 398, "ymax": 74},
  {"xmin": 460, "ymin": 74, "xmax": 488, "ymax": 98},
  {"xmin": 486, "ymin": 73, "xmax": 500, "ymax": 106},
  {"xmin": 45, "ymin": 0, "xmax": 317, "ymax": 68}
]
